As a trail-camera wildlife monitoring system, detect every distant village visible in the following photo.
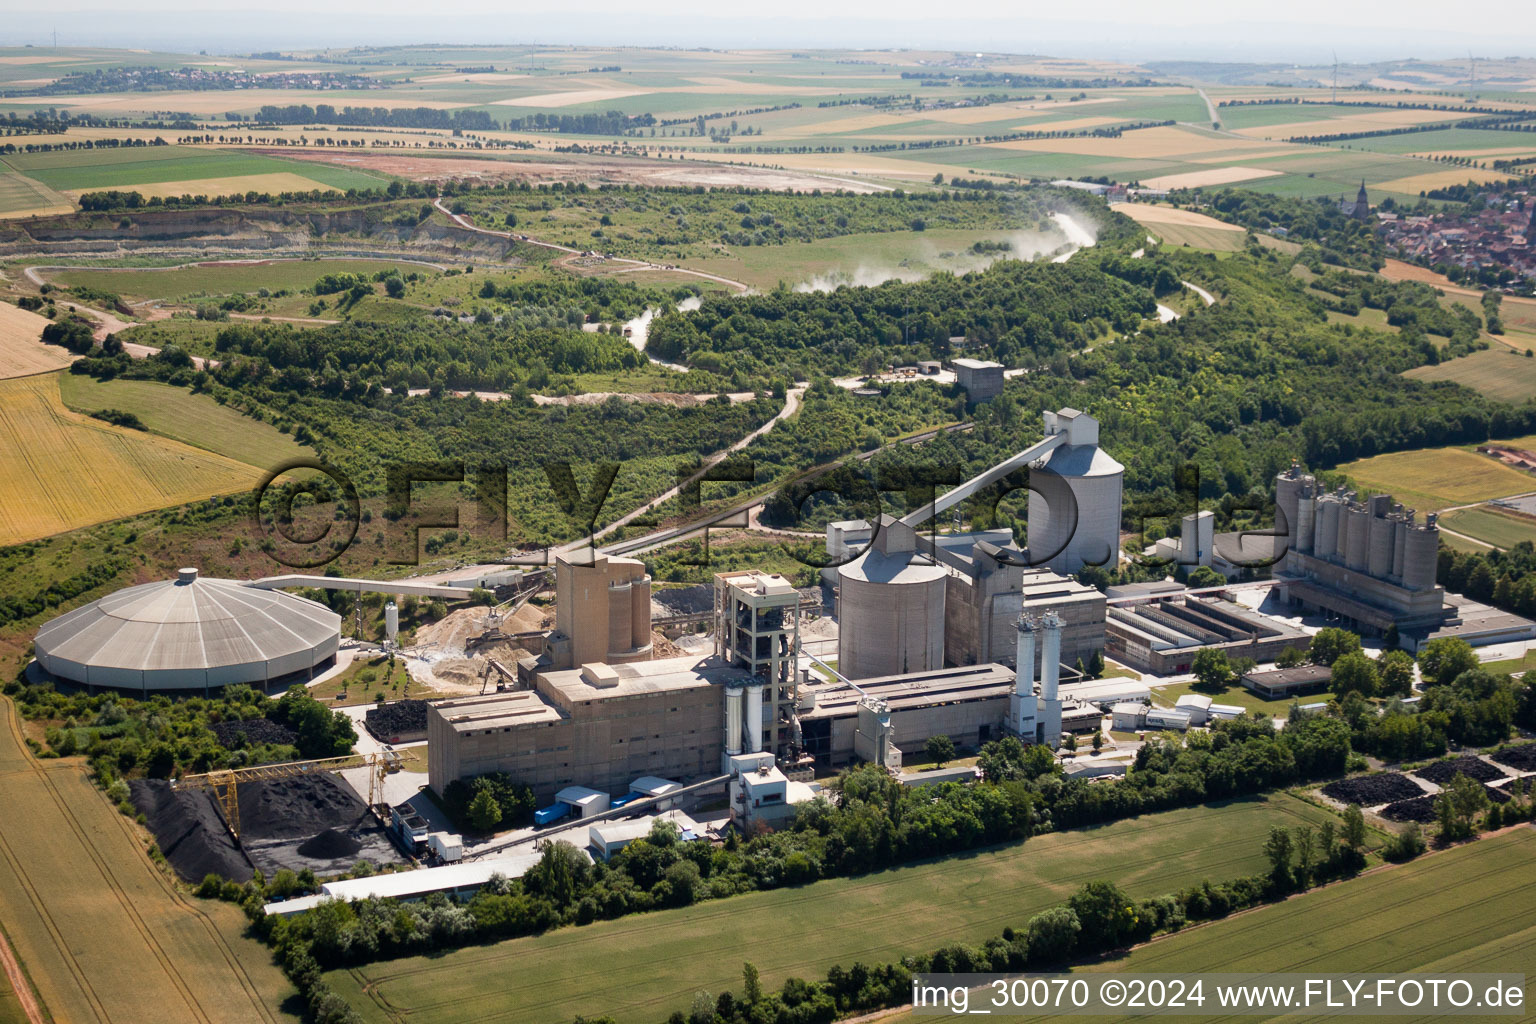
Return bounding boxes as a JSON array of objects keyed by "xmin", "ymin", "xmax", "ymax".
[{"xmin": 1372, "ymin": 184, "xmax": 1536, "ymax": 293}]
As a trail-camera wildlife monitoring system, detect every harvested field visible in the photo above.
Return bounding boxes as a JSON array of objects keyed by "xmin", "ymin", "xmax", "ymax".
[
  {"xmin": 0, "ymin": 372, "xmax": 262, "ymax": 545},
  {"xmin": 1321, "ymin": 772, "xmax": 1425, "ymax": 805},
  {"xmin": 1372, "ymin": 168, "xmax": 1517, "ymax": 195},
  {"xmin": 1336, "ymin": 444, "xmax": 1536, "ymax": 512},
  {"xmin": 1491, "ymin": 742, "xmax": 1536, "ymax": 771},
  {"xmin": 1405, "ymin": 348, "xmax": 1536, "ymax": 404},
  {"xmin": 0, "ymin": 697, "xmax": 299, "ymax": 1024},
  {"xmin": 1109, "ymin": 202, "xmax": 1246, "ymax": 229},
  {"xmin": 1415, "ymin": 756, "xmax": 1510, "ymax": 785},
  {"xmin": 0, "ymin": 302, "xmax": 72, "ymax": 380}
]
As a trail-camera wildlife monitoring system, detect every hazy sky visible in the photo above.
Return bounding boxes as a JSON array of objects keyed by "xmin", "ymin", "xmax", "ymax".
[{"xmin": 4, "ymin": 1, "xmax": 1536, "ymax": 61}]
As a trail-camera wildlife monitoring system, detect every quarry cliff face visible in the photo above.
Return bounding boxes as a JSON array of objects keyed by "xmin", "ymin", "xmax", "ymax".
[{"xmin": 0, "ymin": 205, "xmax": 521, "ymax": 261}]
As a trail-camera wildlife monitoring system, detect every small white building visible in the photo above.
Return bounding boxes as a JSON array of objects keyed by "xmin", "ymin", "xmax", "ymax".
[
  {"xmin": 628, "ymin": 776, "xmax": 683, "ymax": 810},
  {"xmin": 556, "ymin": 785, "xmax": 611, "ymax": 819},
  {"xmin": 1208, "ymin": 702, "xmax": 1245, "ymax": 721},
  {"xmin": 427, "ymin": 832, "xmax": 463, "ymax": 863},
  {"xmin": 1174, "ymin": 693, "xmax": 1213, "ymax": 725},
  {"xmin": 1111, "ymin": 701, "xmax": 1147, "ymax": 732},
  {"xmin": 589, "ymin": 810, "xmax": 702, "ymax": 861}
]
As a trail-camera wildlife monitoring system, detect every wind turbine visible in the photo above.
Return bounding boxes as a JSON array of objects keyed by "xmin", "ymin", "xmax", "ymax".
[{"xmin": 1332, "ymin": 50, "xmax": 1339, "ymax": 104}]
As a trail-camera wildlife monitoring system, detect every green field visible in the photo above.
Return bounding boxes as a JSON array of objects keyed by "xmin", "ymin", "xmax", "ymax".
[
  {"xmin": 57, "ymin": 373, "xmax": 312, "ymax": 469},
  {"xmin": 1, "ymin": 147, "xmax": 387, "ymax": 193},
  {"xmin": 1152, "ymin": 678, "xmax": 1335, "ymax": 716},
  {"xmin": 898, "ymin": 827, "xmax": 1536, "ymax": 1023},
  {"xmin": 0, "ymin": 169, "xmax": 71, "ymax": 216},
  {"xmin": 1406, "ymin": 347, "xmax": 1536, "ymax": 404},
  {"xmin": 1439, "ymin": 506, "xmax": 1536, "ymax": 551},
  {"xmin": 49, "ymin": 258, "xmax": 432, "ymax": 303},
  {"xmin": 329, "ymin": 794, "xmax": 1366, "ymax": 1024},
  {"xmin": 1145, "ymin": 222, "xmax": 1246, "ymax": 251},
  {"xmin": 1337, "ymin": 445, "xmax": 1536, "ymax": 512}
]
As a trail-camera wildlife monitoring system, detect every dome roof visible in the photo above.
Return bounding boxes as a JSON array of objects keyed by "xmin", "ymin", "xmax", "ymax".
[
  {"xmin": 35, "ymin": 569, "xmax": 340, "ymax": 690},
  {"xmin": 1040, "ymin": 442, "xmax": 1124, "ymax": 479}
]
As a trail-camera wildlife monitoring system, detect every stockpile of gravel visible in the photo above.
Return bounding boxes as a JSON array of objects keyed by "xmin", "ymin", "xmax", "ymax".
[
  {"xmin": 1414, "ymin": 757, "xmax": 1508, "ymax": 786},
  {"xmin": 364, "ymin": 700, "xmax": 429, "ymax": 741},
  {"xmin": 130, "ymin": 779, "xmax": 253, "ymax": 883},
  {"xmin": 207, "ymin": 718, "xmax": 296, "ymax": 748},
  {"xmin": 1321, "ymin": 773, "xmax": 1423, "ymax": 806}
]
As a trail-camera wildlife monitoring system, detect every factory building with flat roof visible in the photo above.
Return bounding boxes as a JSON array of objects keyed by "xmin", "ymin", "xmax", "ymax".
[
  {"xmin": 427, "ymin": 654, "xmax": 746, "ymax": 801},
  {"xmin": 1105, "ymin": 593, "xmax": 1309, "ymax": 674}
]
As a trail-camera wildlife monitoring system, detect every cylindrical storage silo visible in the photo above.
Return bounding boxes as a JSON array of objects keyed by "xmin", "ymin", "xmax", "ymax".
[
  {"xmin": 1345, "ymin": 507, "xmax": 1370, "ymax": 572},
  {"xmin": 836, "ymin": 549, "xmax": 946, "ymax": 680},
  {"xmin": 1316, "ymin": 499, "xmax": 1340, "ymax": 561},
  {"xmin": 1403, "ymin": 521, "xmax": 1439, "ymax": 589},
  {"xmin": 630, "ymin": 574, "xmax": 651, "ymax": 649},
  {"xmin": 1392, "ymin": 515, "xmax": 1408, "ymax": 579},
  {"xmin": 1296, "ymin": 495, "xmax": 1315, "ymax": 555},
  {"xmin": 744, "ymin": 684, "xmax": 764, "ymax": 753},
  {"xmin": 724, "ymin": 686, "xmax": 744, "ymax": 755},
  {"xmin": 1368, "ymin": 515, "xmax": 1394, "ymax": 579},
  {"xmin": 608, "ymin": 580, "xmax": 632, "ymax": 657},
  {"xmin": 1275, "ymin": 472, "xmax": 1300, "ymax": 548},
  {"xmin": 384, "ymin": 600, "xmax": 399, "ymax": 642},
  {"xmin": 1028, "ymin": 441, "xmax": 1124, "ymax": 574},
  {"xmin": 1014, "ymin": 621, "xmax": 1036, "ymax": 694}
]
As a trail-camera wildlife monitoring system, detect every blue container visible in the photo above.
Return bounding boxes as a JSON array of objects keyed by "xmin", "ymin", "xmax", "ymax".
[{"xmin": 534, "ymin": 803, "xmax": 570, "ymax": 827}]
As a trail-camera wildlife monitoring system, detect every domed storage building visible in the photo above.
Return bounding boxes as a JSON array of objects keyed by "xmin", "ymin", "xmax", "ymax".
[
  {"xmin": 34, "ymin": 568, "xmax": 341, "ymax": 694},
  {"xmin": 837, "ymin": 517, "xmax": 947, "ymax": 680}
]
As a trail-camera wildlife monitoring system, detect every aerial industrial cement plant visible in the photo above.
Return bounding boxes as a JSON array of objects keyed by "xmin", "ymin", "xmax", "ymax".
[{"xmin": 24, "ymin": 407, "xmax": 1536, "ymax": 896}]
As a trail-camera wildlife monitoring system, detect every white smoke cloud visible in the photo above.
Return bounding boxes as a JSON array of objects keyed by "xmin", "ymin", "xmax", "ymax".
[{"xmin": 791, "ymin": 207, "xmax": 1099, "ymax": 293}]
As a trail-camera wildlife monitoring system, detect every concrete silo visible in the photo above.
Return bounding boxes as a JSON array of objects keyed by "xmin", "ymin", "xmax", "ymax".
[
  {"xmin": 1027, "ymin": 409, "xmax": 1124, "ymax": 574},
  {"xmin": 1402, "ymin": 513, "xmax": 1440, "ymax": 589},
  {"xmin": 1345, "ymin": 505, "xmax": 1370, "ymax": 572},
  {"xmin": 837, "ymin": 516, "xmax": 946, "ymax": 679}
]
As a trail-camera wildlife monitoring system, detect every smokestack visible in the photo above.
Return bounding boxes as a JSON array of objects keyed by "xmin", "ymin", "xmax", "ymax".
[
  {"xmin": 1041, "ymin": 612, "xmax": 1063, "ymax": 702},
  {"xmin": 1014, "ymin": 615, "xmax": 1037, "ymax": 696}
]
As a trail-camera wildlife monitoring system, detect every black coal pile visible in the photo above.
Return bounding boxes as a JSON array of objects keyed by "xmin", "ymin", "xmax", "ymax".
[
  {"xmin": 1414, "ymin": 757, "xmax": 1508, "ymax": 786},
  {"xmin": 1321, "ymin": 772, "xmax": 1423, "ymax": 806},
  {"xmin": 296, "ymin": 828, "xmax": 362, "ymax": 859},
  {"xmin": 1379, "ymin": 795, "xmax": 1437, "ymax": 823},
  {"xmin": 1490, "ymin": 743, "xmax": 1536, "ymax": 772},
  {"xmin": 131, "ymin": 779, "xmax": 253, "ymax": 883},
  {"xmin": 365, "ymin": 700, "xmax": 429, "ymax": 741},
  {"xmin": 208, "ymin": 718, "xmax": 296, "ymax": 748},
  {"xmin": 235, "ymin": 775, "xmax": 370, "ymax": 840}
]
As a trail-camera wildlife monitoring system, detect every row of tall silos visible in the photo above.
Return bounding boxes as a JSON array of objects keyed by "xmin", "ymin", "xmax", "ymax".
[{"xmin": 1274, "ymin": 466, "xmax": 1439, "ymax": 590}]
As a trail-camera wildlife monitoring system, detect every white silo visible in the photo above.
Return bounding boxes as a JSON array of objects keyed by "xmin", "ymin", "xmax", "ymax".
[
  {"xmin": 744, "ymin": 684, "xmax": 764, "ymax": 753},
  {"xmin": 1027, "ymin": 409, "xmax": 1124, "ymax": 574},
  {"xmin": 384, "ymin": 601, "xmax": 399, "ymax": 643},
  {"xmin": 724, "ymin": 685, "xmax": 744, "ymax": 755}
]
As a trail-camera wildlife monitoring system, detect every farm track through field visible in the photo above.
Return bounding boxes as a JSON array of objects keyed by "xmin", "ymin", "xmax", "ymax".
[
  {"xmin": 347, "ymin": 797, "xmax": 1333, "ymax": 1024},
  {"xmin": 0, "ymin": 697, "xmax": 288, "ymax": 1024}
]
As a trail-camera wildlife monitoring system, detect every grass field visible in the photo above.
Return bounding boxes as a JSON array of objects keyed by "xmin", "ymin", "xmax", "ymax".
[
  {"xmin": 0, "ymin": 372, "xmax": 262, "ymax": 545},
  {"xmin": 1438, "ymin": 506, "xmax": 1536, "ymax": 551},
  {"xmin": 1336, "ymin": 446, "xmax": 1536, "ymax": 512},
  {"xmin": 329, "ymin": 794, "xmax": 1365, "ymax": 1024},
  {"xmin": 0, "ymin": 302, "xmax": 73, "ymax": 380},
  {"xmin": 0, "ymin": 170, "xmax": 71, "ymax": 217},
  {"xmin": 0, "ymin": 696, "xmax": 300, "ymax": 1024},
  {"xmin": 894, "ymin": 826, "xmax": 1536, "ymax": 1023},
  {"xmin": 2, "ymin": 146, "xmax": 386, "ymax": 194},
  {"xmin": 49, "ymin": 258, "xmax": 433, "ymax": 304},
  {"xmin": 56, "ymin": 374, "xmax": 311, "ymax": 469},
  {"xmin": 1405, "ymin": 348, "xmax": 1536, "ymax": 404},
  {"xmin": 1152, "ymin": 679, "xmax": 1335, "ymax": 716}
]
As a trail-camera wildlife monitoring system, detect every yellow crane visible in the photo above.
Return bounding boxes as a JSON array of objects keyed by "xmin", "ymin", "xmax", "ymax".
[{"xmin": 175, "ymin": 751, "xmax": 401, "ymax": 843}]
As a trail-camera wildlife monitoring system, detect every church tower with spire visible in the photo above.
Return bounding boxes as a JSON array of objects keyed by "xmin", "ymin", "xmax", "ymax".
[{"xmin": 1350, "ymin": 180, "xmax": 1371, "ymax": 222}]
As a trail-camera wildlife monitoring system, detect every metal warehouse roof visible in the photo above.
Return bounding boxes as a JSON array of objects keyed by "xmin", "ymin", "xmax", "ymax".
[{"xmin": 34, "ymin": 568, "xmax": 339, "ymax": 686}]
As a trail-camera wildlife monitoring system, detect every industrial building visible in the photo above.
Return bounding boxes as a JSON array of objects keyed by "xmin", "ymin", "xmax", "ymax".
[
  {"xmin": 33, "ymin": 568, "xmax": 340, "ymax": 693},
  {"xmin": 1241, "ymin": 664, "xmax": 1333, "ymax": 700},
  {"xmin": 1272, "ymin": 465, "xmax": 1536, "ymax": 647},
  {"xmin": 427, "ymin": 654, "xmax": 744, "ymax": 802},
  {"xmin": 714, "ymin": 571, "xmax": 803, "ymax": 755},
  {"xmin": 1105, "ymin": 593, "xmax": 1310, "ymax": 674},
  {"xmin": 952, "ymin": 358, "xmax": 1004, "ymax": 402},
  {"xmin": 546, "ymin": 550, "xmax": 652, "ymax": 669}
]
